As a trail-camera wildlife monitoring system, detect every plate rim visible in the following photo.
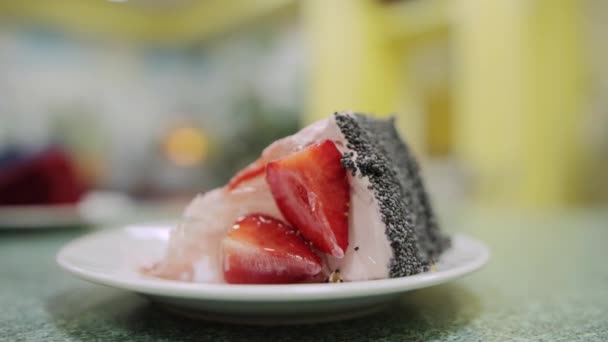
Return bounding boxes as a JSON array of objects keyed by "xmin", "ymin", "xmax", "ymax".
[{"xmin": 56, "ymin": 226, "xmax": 490, "ymax": 302}]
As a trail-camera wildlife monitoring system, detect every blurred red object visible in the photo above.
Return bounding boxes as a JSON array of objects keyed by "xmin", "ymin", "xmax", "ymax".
[{"xmin": 0, "ymin": 148, "xmax": 86, "ymax": 206}]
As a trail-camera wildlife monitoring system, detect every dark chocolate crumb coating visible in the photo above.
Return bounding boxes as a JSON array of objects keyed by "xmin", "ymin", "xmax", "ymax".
[{"xmin": 334, "ymin": 112, "xmax": 451, "ymax": 277}]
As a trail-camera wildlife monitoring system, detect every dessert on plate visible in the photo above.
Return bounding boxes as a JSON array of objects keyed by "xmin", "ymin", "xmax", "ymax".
[
  {"xmin": 0, "ymin": 147, "xmax": 84, "ymax": 206},
  {"xmin": 146, "ymin": 112, "xmax": 450, "ymax": 284}
]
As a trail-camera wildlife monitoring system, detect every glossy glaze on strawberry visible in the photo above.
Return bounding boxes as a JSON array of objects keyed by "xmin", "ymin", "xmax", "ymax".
[
  {"xmin": 221, "ymin": 214, "xmax": 322, "ymax": 284},
  {"xmin": 226, "ymin": 159, "xmax": 266, "ymax": 190}
]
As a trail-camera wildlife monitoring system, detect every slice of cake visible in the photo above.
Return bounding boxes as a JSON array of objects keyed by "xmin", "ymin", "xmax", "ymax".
[{"xmin": 146, "ymin": 112, "xmax": 450, "ymax": 284}]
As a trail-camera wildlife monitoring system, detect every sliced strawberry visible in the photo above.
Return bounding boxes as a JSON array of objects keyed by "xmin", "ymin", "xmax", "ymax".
[
  {"xmin": 221, "ymin": 214, "xmax": 322, "ymax": 284},
  {"xmin": 226, "ymin": 159, "xmax": 266, "ymax": 190},
  {"xmin": 266, "ymin": 140, "xmax": 349, "ymax": 258}
]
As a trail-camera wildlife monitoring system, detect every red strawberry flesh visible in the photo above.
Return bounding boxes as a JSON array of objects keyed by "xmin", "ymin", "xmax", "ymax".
[
  {"xmin": 266, "ymin": 140, "xmax": 349, "ymax": 258},
  {"xmin": 226, "ymin": 159, "xmax": 266, "ymax": 190},
  {"xmin": 221, "ymin": 214, "xmax": 322, "ymax": 284}
]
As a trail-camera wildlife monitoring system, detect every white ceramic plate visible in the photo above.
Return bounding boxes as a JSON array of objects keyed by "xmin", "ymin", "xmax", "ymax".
[
  {"xmin": 0, "ymin": 191, "xmax": 134, "ymax": 229},
  {"xmin": 57, "ymin": 224, "xmax": 490, "ymax": 325}
]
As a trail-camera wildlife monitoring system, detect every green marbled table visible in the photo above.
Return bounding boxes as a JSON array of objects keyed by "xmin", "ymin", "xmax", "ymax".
[{"xmin": 2, "ymin": 209, "xmax": 607, "ymax": 341}]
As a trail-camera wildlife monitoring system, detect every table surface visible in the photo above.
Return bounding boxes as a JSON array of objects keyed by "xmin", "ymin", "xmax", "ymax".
[{"xmin": 2, "ymin": 208, "xmax": 607, "ymax": 341}]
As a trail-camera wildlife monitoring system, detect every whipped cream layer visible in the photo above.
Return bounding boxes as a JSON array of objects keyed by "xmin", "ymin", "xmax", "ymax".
[
  {"xmin": 147, "ymin": 114, "xmax": 393, "ymax": 283},
  {"xmin": 147, "ymin": 175, "xmax": 283, "ymax": 283}
]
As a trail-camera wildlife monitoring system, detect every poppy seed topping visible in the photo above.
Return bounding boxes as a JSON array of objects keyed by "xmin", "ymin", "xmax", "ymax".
[{"xmin": 334, "ymin": 112, "xmax": 451, "ymax": 277}]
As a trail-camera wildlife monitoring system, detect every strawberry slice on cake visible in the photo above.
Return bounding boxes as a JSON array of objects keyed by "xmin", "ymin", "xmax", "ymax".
[
  {"xmin": 266, "ymin": 140, "xmax": 349, "ymax": 258},
  {"xmin": 147, "ymin": 112, "xmax": 450, "ymax": 284},
  {"xmin": 222, "ymin": 214, "xmax": 322, "ymax": 284}
]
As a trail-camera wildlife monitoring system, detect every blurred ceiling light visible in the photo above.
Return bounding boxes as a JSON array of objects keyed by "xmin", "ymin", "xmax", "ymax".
[
  {"xmin": 163, "ymin": 125, "xmax": 209, "ymax": 167},
  {"xmin": 121, "ymin": 0, "xmax": 195, "ymax": 8}
]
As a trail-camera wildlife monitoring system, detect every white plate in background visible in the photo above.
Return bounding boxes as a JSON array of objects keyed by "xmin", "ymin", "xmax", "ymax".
[{"xmin": 0, "ymin": 191, "xmax": 135, "ymax": 229}]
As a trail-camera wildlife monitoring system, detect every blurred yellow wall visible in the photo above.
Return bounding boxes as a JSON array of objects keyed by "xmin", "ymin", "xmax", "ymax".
[
  {"xmin": 454, "ymin": 0, "xmax": 587, "ymax": 208},
  {"xmin": 303, "ymin": 0, "xmax": 588, "ymax": 209}
]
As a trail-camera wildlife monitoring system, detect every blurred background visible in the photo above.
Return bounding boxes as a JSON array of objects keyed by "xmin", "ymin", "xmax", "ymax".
[{"xmin": 1, "ymin": 0, "xmax": 607, "ymax": 217}]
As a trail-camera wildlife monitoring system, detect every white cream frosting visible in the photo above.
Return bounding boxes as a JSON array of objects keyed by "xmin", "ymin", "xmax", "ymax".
[
  {"xmin": 325, "ymin": 174, "xmax": 392, "ymax": 281},
  {"xmin": 148, "ymin": 114, "xmax": 393, "ymax": 283},
  {"xmin": 147, "ymin": 177, "xmax": 283, "ymax": 283}
]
